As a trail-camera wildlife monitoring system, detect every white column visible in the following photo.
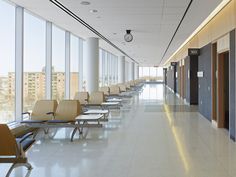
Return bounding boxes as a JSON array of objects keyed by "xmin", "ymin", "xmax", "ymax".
[
  {"xmin": 65, "ymin": 31, "xmax": 70, "ymax": 99},
  {"xmin": 79, "ymin": 38, "xmax": 83, "ymax": 91},
  {"xmin": 127, "ymin": 62, "xmax": 131, "ymax": 81},
  {"xmin": 84, "ymin": 37, "xmax": 99, "ymax": 93},
  {"xmin": 136, "ymin": 64, "xmax": 139, "ymax": 79},
  {"xmin": 46, "ymin": 21, "xmax": 52, "ymax": 99},
  {"xmin": 131, "ymin": 62, "xmax": 135, "ymax": 81},
  {"xmin": 15, "ymin": 6, "xmax": 24, "ymax": 122},
  {"xmin": 118, "ymin": 56, "xmax": 125, "ymax": 83}
]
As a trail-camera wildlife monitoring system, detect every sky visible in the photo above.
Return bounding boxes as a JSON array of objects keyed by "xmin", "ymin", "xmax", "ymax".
[{"xmin": 0, "ymin": 0, "xmax": 15, "ymax": 75}]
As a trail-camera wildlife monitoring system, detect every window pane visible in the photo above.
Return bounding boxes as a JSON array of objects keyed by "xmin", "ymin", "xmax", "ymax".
[
  {"xmin": 157, "ymin": 67, "xmax": 163, "ymax": 81},
  {"xmin": 23, "ymin": 11, "xmax": 46, "ymax": 112},
  {"xmin": 139, "ymin": 67, "xmax": 143, "ymax": 78},
  {"xmin": 70, "ymin": 34, "xmax": 79, "ymax": 99},
  {"xmin": 150, "ymin": 67, "xmax": 156, "ymax": 77},
  {"xmin": 143, "ymin": 67, "xmax": 150, "ymax": 77},
  {"xmin": 0, "ymin": 0, "xmax": 15, "ymax": 123},
  {"xmin": 52, "ymin": 25, "xmax": 65, "ymax": 101}
]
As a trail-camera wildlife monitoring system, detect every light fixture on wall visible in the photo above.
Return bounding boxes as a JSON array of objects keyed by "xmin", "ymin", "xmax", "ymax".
[
  {"xmin": 124, "ymin": 30, "xmax": 133, "ymax": 42},
  {"xmin": 80, "ymin": 1, "xmax": 90, "ymax": 5}
]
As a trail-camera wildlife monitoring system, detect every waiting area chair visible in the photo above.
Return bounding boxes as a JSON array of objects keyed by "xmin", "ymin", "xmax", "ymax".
[
  {"xmin": 21, "ymin": 100, "xmax": 103, "ymax": 141},
  {"xmin": 47, "ymin": 100, "xmax": 82, "ymax": 123},
  {"xmin": 74, "ymin": 92, "xmax": 89, "ymax": 106},
  {"xmin": 0, "ymin": 124, "xmax": 35, "ymax": 177},
  {"xmin": 87, "ymin": 91, "xmax": 105, "ymax": 106},
  {"xmin": 21, "ymin": 100, "xmax": 58, "ymax": 123},
  {"xmin": 109, "ymin": 85, "xmax": 121, "ymax": 96},
  {"xmin": 99, "ymin": 86, "xmax": 110, "ymax": 96},
  {"xmin": 118, "ymin": 84, "xmax": 128, "ymax": 92}
]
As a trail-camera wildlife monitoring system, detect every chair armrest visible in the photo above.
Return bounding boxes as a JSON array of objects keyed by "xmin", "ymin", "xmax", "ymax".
[
  {"xmin": 18, "ymin": 132, "xmax": 34, "ymax": 144},
  {"xmin": 46, "ymin": 112, "xmax": 55, "ymax": 119},
  {"xmin": 22, "ymin": 112, "xmax": 31, "ymax": 117},
  {"xmin": 46, "ymin": 112, "xmax": 55, "ymax": 116}
]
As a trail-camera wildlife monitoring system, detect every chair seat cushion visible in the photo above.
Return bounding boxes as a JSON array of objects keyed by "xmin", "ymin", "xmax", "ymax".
[
  {"xmin": 21, "ymin": 120, "xmax": 47, "ymax": 123},
  {"xmin": 16, "ymin": 139, "xmax": 35, "ymax": 151},
  {"xmin": 47, "ymin": 120, "xmax": 72, "ymax": 123}
]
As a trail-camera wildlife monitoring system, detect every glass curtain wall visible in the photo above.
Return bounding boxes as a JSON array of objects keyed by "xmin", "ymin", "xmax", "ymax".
[
  {"xmin": 0, "ymin": 0, "xmax": 122, "ymax": 124},
  {"xmin": 0, "ymin": 0, "xmax": 15, "ymax": 123},
  {"xmin": 139, "ymin": 67, "xmax": 163, "ymax": 81},
  {"xmin": 99, "ymin": 49, "xmax": 118, "ymax": 87}
]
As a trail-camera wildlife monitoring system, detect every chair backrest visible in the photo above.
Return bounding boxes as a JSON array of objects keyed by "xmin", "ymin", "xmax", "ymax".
[
  {"xmin": 55, "ymin": 100, "xmax": 82, "ymax": 121},
  {"xmin": 126, "ymin": 83, "xmax": 131, "ymax": 89},
  {"xmin": 0, "ymin": 124, "xmax": 18, "ymax": 156},
  {"xmin": 99, "ymin": 87, "xmax": 110, "ymax": 96},
  {"xmin": 130, "ymin": 80, "xmax": 135, "ymax": 86},
  {"xmin": 89, "ymin": 91, "xmax": 105, "ymax": 105},
  {"xmin": 74, "ymin": 92, "xmax": 89, "ymax": 105},
  {"xmin": 118, "ymin": 84, "xmax": 127, "ymax": 92},
  {"xmin": 109, "ymin": 86, "xmax": 120, "ymax": 95},
  {"xmin": 31, "ymin": 100, "xmax": 58, "ymax": 121}
]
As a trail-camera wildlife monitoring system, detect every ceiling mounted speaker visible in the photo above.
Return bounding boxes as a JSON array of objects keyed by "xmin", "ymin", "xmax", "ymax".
[{"xmin": 124, "ymin": 30, "xmax": 133, "ymax": 42}]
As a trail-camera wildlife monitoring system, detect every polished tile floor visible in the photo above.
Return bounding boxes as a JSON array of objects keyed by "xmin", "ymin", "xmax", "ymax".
[{"xmin": 1, "ymin": 83, "xmax": 236, "ymax": 177}]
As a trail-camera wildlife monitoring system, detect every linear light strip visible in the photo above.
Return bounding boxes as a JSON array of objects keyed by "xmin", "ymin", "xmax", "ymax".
[
  {"xmin": 49, "ymin": 0, "xmax": 138, "ymax": 64},
  {"xmin": 159, "ymin": 0, "xmax": 194, "ymax": 65},
  {"xmin": 163, "ymin": 0, "xmax": 231, "ymax": 66}
]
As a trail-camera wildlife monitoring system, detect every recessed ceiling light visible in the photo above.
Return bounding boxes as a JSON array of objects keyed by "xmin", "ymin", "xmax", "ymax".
[
  {"xmin": 80, "ymin": 1, "xmax": 90, "ymax": 5},
  {"xmin": 90, "ymin": 9, "xmax": 98, "ymax": 13}
]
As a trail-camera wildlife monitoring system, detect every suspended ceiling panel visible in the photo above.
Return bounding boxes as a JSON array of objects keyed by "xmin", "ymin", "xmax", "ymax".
[{"xmin": 11, "ymin": 0, "xmax": 222, "ymax": 65}]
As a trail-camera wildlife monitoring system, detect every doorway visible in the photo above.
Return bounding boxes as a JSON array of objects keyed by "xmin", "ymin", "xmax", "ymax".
[
  {"xmin": 217, "ymin": 51, "xmax": 229, "ymax": 130},
  {"xmin": 181, "ymin": 65, "xmax": 185, "ymax": 99},
  {"xmin": 212, "ymin": 43, "xmax": 217, "ymax": 122}
]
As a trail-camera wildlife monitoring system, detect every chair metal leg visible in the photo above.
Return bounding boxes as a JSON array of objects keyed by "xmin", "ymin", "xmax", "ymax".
[
  {"xmin": 33, "ymin": 129, "xmax": 39, "ymax": 139},
  {"xmin": 6, "ymin": 163, "xmax": 16, "ymax": 177},
  {"xmin": 71, "ymin": 127, "xmax": 78, "ymax": 142},
  {"xmin": 6, "ymin": 162, "xmax": 32, "ymax": 177}
]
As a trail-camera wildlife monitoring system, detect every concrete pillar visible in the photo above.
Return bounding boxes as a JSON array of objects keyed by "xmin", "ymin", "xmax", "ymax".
[
  {"xmin": 118, "ymin": 56, "xmax": 125, "ymax": 83},
  {"xmin": 131, "ymin": 62, "xmax": 135, "ymax": 80},
  {"xmin": 84, "ymin": 37, "xmax": 99, "ymax": 93},
  {"xmin": 135, "ymin": 64, "xmax": 139, "ymax": 79}
]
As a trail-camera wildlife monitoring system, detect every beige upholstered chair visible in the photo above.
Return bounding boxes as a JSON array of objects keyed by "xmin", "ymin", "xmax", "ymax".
[
  {"xmin": 74, "ymin": 92, "xmax": 89, "ymax": 105},
  {"xmin": 21, "ymin": 100, "xmax": 58, "ymax": 123},
  {"xmin": 48, "ymin": 100, "xmax": 82, "ymax": 123},
  {"xmin": 99, "ymin": 87, "xmax": 110, "ymax": 96},
  {"xmin": 130, "ymin": 80, "xmax": 135, "ymax": 87},
  {"xmin": 0, "ymin": 124, "xmax": 35, "ymax": 177},
  {"xmin": 118, "ymin": 84, "xmax": 127, "ymax": 92},
  {"xmin": 88, "ymin": 91, "xmax": 105, "ymax": 106},
  {"xmin": 109, "ymin": 85, "xmax": 121, "ymax": 95},
  {"xmin": 125, "ymin": 83, "xmax": 131, "ymax": 90}
]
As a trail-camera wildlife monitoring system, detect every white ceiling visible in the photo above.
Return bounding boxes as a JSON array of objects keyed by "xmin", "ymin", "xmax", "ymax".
[{"xmin": 11, "ymin": 0, "xmax": 222, "ymax": 66}]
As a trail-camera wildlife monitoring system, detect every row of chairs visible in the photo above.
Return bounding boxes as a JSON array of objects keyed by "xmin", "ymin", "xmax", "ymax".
[
  {"xmin": 21, "ymin": 100, "xmax": 105, "ymax": 139},
  {"xmin": 0, "ymin": 124, "xmax": 35, "ymax": 177},
  {"xmin": 74, "ymin": 91, "xmax": 122, "ymax": 108},
  {"xmin": 0, "ymin": 98, "xmax": 114, "ymax": 177},
  {"xmin": 0, "ymin": 79, "xmax": 144, "ymax": 177},
  {"xmin": 99, "ymin": 79, "xmax": 144, "ymax": 97}
]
